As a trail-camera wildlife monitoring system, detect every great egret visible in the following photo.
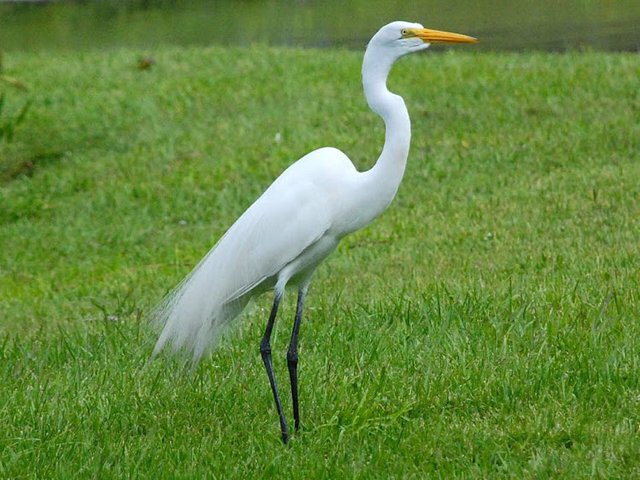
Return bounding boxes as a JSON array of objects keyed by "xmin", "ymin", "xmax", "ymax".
[{"xmin": 152, "ymin": 21, "xmax": 477, "ymax": 443}]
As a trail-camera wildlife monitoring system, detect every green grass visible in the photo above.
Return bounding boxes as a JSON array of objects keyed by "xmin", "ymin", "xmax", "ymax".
[{"xmin": 1, "ymin": 46, "xmax": 639, "ymax": 478}]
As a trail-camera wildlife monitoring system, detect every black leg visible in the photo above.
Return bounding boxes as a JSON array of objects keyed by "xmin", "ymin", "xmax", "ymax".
[
  {"xmin": 287, "ymin": 287, "xmax": 307, "ymax": 432},
  {"xmin": 260, "ymin": 292, "xmax": 289, "ymax": 444}
]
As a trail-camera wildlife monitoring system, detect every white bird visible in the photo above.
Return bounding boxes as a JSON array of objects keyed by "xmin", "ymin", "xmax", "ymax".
[{"xmin": 152, "ymin": 21, "xmax": 477, "ymax": 444}]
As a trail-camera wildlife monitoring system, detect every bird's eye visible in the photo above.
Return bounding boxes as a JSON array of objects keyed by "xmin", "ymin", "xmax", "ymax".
[{"xmin": 401, "ymin": 29, "xmax": 407, "ymax": 36}]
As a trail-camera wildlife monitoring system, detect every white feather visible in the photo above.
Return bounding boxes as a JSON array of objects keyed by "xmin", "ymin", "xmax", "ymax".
[
  {"xmin": 152, "ymin": 147, "xmax": 356, "ymax": 362},
  {"xmin": 151, "ymin": 21, "xmax": 477, "ymax": 366}
]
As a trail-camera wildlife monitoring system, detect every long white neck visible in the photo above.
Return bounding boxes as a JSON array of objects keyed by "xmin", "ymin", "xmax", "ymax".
[{"xmin": 361, "ymin": 45, "xmax": 411, "ymax": 214}]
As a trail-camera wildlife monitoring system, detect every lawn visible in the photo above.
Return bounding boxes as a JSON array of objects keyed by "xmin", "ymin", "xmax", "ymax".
[{"xmin": 0, "ymin": 46, "xmax": 639, "ymax": 478}]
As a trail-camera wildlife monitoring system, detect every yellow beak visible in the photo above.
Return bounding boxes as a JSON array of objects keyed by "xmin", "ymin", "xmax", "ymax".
[{"xmin": 407, "ymin": 27, "xmax": 478, "ymax": 44}]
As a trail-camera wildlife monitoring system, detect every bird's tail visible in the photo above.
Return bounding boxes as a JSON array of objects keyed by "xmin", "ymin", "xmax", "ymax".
[{"xmin": 150, "ymin": 246, "xmax": 252, "ymax": 364}]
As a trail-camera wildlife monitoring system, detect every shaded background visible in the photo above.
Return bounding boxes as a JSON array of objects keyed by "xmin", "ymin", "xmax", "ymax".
[{"xmin": 1, "ymin": 0, "xmax": 640, "ymax": 52}]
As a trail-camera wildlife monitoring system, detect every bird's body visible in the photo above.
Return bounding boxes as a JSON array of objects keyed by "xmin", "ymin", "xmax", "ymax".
[
  {"xmin": 153, "ymin": 146, "xmax": 370, "ymax": 359},
  {"xmin": 152, "ymin": 21, "xmax": 477, "ymax": 443}
]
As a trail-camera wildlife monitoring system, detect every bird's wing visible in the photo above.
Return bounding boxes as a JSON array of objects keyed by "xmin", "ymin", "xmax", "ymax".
[
  {"xmin": 153, "ymin": 147, "xmax": 354, "ymax": 360},
  {"xmin": 210, "ymin": 147, "xmax": 355, "ymax": 301}
]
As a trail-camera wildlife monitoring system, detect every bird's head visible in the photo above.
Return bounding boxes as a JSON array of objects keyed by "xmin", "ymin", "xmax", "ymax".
[{"xmin": 369, "ymin": 21, "xmax": 477, "ymax": 58}]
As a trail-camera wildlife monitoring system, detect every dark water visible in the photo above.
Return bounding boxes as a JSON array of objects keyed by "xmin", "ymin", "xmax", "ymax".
[{"xmin": 1, "ymin": 0, "xmax": 639, "ymax": 52}]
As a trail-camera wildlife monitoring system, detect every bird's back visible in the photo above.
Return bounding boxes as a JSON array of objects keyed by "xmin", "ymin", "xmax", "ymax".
[{"xmin": 152, "ymin": 146, "xmax": 357, "ymax": 361}]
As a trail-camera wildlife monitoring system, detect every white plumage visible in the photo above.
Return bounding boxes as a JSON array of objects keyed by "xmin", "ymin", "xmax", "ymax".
[
  {"xmin": 152, "ymin": 147, "xmax": 353, "ymax": 361},
  {"xmin": 151, "ymin": 21, "xmax": 476, "ymax": 443}
]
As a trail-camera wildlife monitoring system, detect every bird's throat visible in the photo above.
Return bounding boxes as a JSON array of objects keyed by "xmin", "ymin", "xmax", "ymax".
[{"xmin": 361, "ymin": 47, "xmax": 412, "ymax": 210}]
